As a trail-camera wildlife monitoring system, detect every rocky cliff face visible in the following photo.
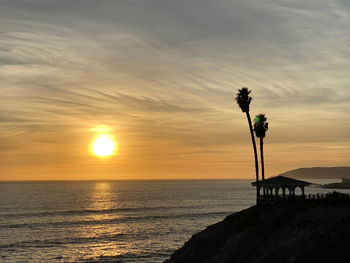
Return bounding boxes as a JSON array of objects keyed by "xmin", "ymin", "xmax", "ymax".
[{"xmin": 165, "ymin": 200, "xmax": 350, "ymax": 263}]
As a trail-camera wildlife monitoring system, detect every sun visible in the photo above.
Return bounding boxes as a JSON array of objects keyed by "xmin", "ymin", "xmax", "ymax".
[{"xmin": 91, "ymin": 135, "xmax": 116, "ymax": 157}]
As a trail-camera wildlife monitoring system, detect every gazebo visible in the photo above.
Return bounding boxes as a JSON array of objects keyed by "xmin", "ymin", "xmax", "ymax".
[{"xmin": 252, "ymin": 176, "xmax": 312, "ymax": 200}]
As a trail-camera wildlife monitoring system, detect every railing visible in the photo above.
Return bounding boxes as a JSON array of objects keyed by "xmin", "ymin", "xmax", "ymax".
[
  {"xmin": 258, "ymin": 191, "xmax": 350, "ymax": 204},
  {"xmin": 306, "ymin": 192, "xmax": 350, "ymax": 201}
]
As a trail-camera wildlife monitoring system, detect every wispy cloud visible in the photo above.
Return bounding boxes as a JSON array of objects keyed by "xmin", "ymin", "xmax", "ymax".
[{"xmin": 0, "ymin": 0, "xmax": 349, "ymax": 179}]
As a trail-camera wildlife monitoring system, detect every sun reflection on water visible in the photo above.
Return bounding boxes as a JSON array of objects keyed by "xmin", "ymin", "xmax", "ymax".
[
  {"xmin": 89, "ymin": 182, "xmax": 114, "ymax": 211},
  {"xmin": 73, "ymin": 182, "xmax": 129, "ymax": 261}
]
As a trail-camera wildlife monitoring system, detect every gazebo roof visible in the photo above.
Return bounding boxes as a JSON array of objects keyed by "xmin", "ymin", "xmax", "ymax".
[{"xmin": 251, "ymin": 176, "xmax": 311, "ymax": 187}]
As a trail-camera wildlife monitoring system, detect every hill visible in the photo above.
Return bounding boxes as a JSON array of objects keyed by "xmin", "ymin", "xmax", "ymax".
[
  {"xmin": 165, "ymin": 199, "xmax": 350, "ymax": 263},
  {"xmin": 278, "ymin": 166, "xmax": 350, "ymax": 179}
]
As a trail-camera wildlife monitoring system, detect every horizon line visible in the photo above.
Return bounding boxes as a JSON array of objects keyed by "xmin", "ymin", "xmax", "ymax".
[{"xmin": 0, "ymin": 178, "xmax": 253, "ymax": 182}]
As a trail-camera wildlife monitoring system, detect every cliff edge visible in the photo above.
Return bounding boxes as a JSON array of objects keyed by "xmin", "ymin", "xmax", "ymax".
[{"xmin": 165, "ymin": 199, "xmax": 350, "ymax": 263}]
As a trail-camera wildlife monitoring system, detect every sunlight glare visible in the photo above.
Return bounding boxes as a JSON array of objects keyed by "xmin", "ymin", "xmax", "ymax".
[{"xmin": 92, "ymin": 135, "xmax": 116, "ymax": 157}]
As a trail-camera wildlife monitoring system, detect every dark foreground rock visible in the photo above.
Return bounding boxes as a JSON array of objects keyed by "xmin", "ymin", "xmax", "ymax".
[{"xmin": 165, "ymin": 200, "xmax": 350, "ymax": 263}]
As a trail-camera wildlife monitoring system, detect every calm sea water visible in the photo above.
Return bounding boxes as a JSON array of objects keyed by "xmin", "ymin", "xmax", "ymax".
[
  {"xmin": 0, "ymin": 179, "xmax": 347, "ymax": 262},
  {"xmin": 0, "ymin": 180, "xmax": 255, "ymax": 262}
]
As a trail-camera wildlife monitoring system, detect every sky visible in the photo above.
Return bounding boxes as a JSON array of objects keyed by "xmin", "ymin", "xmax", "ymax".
[{"xmin": 0, "ymin": 0, "xmax": 349, "ymax": 180}]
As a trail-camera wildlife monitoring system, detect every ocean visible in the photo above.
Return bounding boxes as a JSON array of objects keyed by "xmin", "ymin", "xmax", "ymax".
[{"xmin": 0, "ymin": 179, "xmax": 346, "ymax": 262}]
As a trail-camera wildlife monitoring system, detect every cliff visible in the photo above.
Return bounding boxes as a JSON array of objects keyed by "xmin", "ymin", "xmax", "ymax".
[
  {"xmin": 165, "ymin": 199, "xmax": 350, "ymax": 263},
  {"xmin": 278, "ymin": 167, "xmax": 350, "ymax": 179}
]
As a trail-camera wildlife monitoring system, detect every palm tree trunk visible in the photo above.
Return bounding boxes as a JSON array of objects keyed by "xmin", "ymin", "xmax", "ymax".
[
  {"xmin": 246, "ymin": 112, "xmax": 260, "ymax": 204},
  {"xmin": 260, "ymin": 137, "xmax": 265, "ymax": 197}
]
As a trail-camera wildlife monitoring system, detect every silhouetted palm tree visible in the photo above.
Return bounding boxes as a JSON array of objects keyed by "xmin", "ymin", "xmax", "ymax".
[
  {"xmin": 254, "ymin": 114, "xmax": 269, "ymax": 196},
  {"xmin": 235, "ymin": 87, "xmax": 260, "ymax": 204}
]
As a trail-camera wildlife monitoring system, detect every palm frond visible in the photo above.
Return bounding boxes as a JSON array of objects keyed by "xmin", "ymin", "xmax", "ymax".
[
  {"xmin": 254, "ymin": 114, "xmax": 269, "ymax": 138},
  {"xmin": 235, "ymin": 87, "xmax": 252, "ymax": 113}
]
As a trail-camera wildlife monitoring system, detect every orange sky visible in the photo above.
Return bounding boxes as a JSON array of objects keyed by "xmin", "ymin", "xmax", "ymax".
[{"xmin": 1, "ymin": 0, "xmax": 349, "ymax": 180}]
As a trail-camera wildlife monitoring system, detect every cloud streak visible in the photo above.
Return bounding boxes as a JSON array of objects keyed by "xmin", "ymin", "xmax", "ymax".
[{"xmin": 0, "ymin": 0, "xmax": 349, "ymax": 179}]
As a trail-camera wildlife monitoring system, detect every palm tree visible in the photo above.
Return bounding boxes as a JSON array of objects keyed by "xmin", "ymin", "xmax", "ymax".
[
  {"xmin": 254, "ymin": 114, "xmax": 269, "ymax": 197},
  {"xmin": 235, "ymin": 87, "xmax": 260, "ymax": 204}
]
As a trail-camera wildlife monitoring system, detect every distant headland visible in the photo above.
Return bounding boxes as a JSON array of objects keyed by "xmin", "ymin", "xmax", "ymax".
[
  {"xmin": 323, "ymin": 178, "xmax": 350, "ymax": 189},
  {"xmin": 278, "ymin": 166, "xmax": 350, "ymax": 179}
]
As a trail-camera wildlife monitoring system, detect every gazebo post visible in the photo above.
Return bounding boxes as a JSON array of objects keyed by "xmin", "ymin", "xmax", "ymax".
[
  {"xmin": 270, "ymin": 187, "xmax": 273, "ymax": 201},
  {"xmin": 282, "ymin": 186, "xmax": 286, "ymax": 199},
  {"xmin": 288, "ymin": 186, "xmax": 293, "ymax": 198}
]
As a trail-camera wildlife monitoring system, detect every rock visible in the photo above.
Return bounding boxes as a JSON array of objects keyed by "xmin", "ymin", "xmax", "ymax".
[{"xmin": 165, "ymin": 200, "xmax": 350, "ymax": 263}]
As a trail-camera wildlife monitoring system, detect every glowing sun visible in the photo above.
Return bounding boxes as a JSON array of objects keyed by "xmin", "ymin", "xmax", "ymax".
[{"xmin": 91, "ymin": 135, "xmax": 116, "ymax": 157}]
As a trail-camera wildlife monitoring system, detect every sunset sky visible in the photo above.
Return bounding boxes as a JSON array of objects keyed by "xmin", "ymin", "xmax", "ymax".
[{"xmin": 1, "ymin": 0, "xmax": 349, "ymax": 180}]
